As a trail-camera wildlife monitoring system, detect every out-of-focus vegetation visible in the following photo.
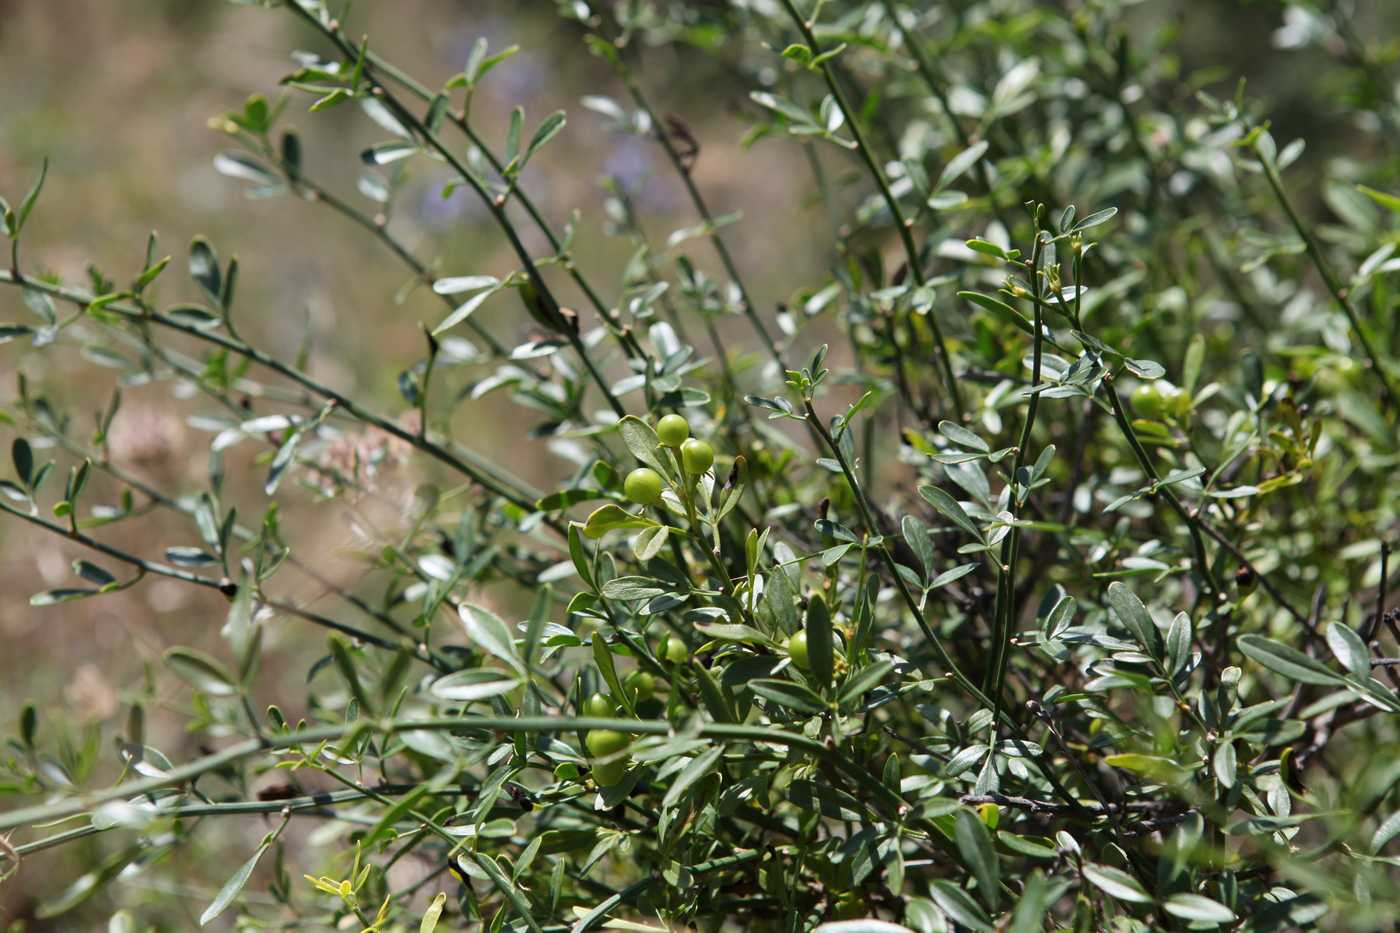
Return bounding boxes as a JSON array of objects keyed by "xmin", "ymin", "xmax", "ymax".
[{"xmin": 1, "ymin": 0, "xmax": 1399, "ymax": 929}]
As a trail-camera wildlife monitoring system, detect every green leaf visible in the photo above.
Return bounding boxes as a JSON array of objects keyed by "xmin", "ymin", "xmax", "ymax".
[
  {"xmin": 693, "ymin": 662, "xmax": 735, "ymax": 723},
  {"xmin": 693, "ymin": 621, "xmax": 770, "ymax": 644},
  {"xmin": 939, "ymin": 419, "xmax": 991, "ymax": 452},
  {"xmin": 15, "ymin": 158, "xmax": 48, "ymax": 232},
  {"xmin": 506, "ymin": 106, "xmax": 523, "ymax": 165},
  {"xmin": 458, "ymin": 604, "xmax": 525, "ymax": 675},
  {"xmin": 364, "ymin": 784, "xmax": 431, "ymax": 848},
  {"xmin": 631, "ymin": 524, "xmax": 669, "ymax": 562},
  {"xmin": 213, "ymin": 151, "xmax": 276, "ymax": 187},
  {"xmin": 163, "ymin": 648, "xmax": 238, "ymax": 697},
  {"xmin": 72, "ymin": 560, "xmax": 115, "ymax": 587},
  {"xmin": 189, "ymin": 237, "xmax": 221, "ymax": 305},
  {"xmin": 433, "ymin": 282, "xmax": 501, "ymax": 335},
  {"xmin": 592, "ymin": 636, "xmax": 629, "ymax": 715},
  {"xmin": 581, "ymin": 504, "xmax": 658, "ymax": 539},
  {"xmin": 30, "ymin": 587, "xmax": 99, "ymax": 606},
  {"xmin": 544, "ymin": 483, "xmax": 599, "ymax": 514},
  {"xmin": 167, "ymin": 546, "xmax": 219, "ymax": 567},
  {"xmin": 1081, "ymin": 862, "xmax": 1152, "ymax": 904},
  {"xmin": 838, "ymin": 660, "xmax": 892, "ymax": 705},
  {"xmin": 901, "ymin": 515, "xmax": 934, "ymax": 580},
  {"xmin": 12, "ymin": 437, "xmax": 33, "ymax": 485},
  {"xmin": 958, "ymin": 290, "xmax": 1033, "ymax": 334},
  {"xmin": 165, "ymin": 304, "xmax": 223, "ymax": 329},
  {"xmin": 789, "ymin": 780, "xmax": 869, "ymax": 821},
  {"xmin": 600, "ymin": 576, "xmax": 667, "ymax": 601},
  {"xmin": 955, "ymin": 809, "xmax": 1001, "ymax": 909},
  {"xmin": 1102, "ymin": 753, "xmax": 1190, "ymax": 782},
  {"xmin": 1105, "ymin": 581, "xmax": 1163, "ymax": 659},
  {"xmin": 329, "ymin": 636, "xmax": 373, "ymax": 715},
  {"xmin": 918, "ymin": 484, "xmax": 984, "ymax": 541},
  {"xmin": 1357, "ymin": 183, "xmax": 1400, "ymax": 214},
  {"xmin": 430, "ymin": 669, "xmax": 520, "ymax": 702},
  {"xmin": 1162, "ymin": 893, "xmax": 1235, "ymax": 925},
  {"xmin": 1212, "ymin": 741, "xmax": 1237, "ymax": 788},
  {"xmin": 1008, "ymin": 871, "xmax": 1060, "ymax": 933},
  {"xmin": 433, "ymin": 275, "xmax": 498, "ymax": 295},
  {"xmin": 1073, "ymin": 206, "xmax": 1118, "ymax": 231},
  {"xmin": 617, "ymin": 416, "xmax": 673, "ymax": 479},
  {"xmin": 568, "ymin": 522, "xmax": 595, "ymax": 590},
  {"xmin": 661, "ymin": 746, "xmax": 723, "ymax": 809},
  {"xmin": 1370, "ymin": 810, "xmax": 1400, "ymax": 853},
  {"xmin": 420, "ymin": 892, "xmax": 448, "ymax": 932},
  {"xmin": 1325, "ymin": 622, "xmax": 1369, "ymax": 676},
  {"xmin": 929, "ymin": 879, "xmax": 995, "ymax": 933},
  {"xmin": 523, "ymin": 111, "xmax": 566, "ymax": 166},
  {"xmin": 1182, "ymin": 333, "xmax": 1205, "ymax": 394},
  {"xmin": 930, "ymin": 562, "xmax": 978, "ymax": 589},
  {"xmin": 749, "ymin": 678, "xmax": 825, "ymax": 715},
  {"xmin": 200, "ymin": 836, "xmax": 274, "ymax": 925},
  {"xmin": 1165, "ymin": 611, "xmax": 1192, "ymax": 676},
  {"xmin": 1238, "ymin": 634, "xmax": 1344, "ymax": 686},
  {"xmin": 938, "ymin": 141, "xmax": 989, "ymax": 191},
  {"xmin": 360, "ymin": 141, "xmax": 419, "ymax": 165}
]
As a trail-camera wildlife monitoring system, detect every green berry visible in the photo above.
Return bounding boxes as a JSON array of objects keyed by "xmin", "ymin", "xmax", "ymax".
[
  {"xmin": 659, "ymin": 633, "xmax": 688, "ymax": 664},
  {"xmin": 656, "ymin": 413, "xmax": 690, "ymax": 448},
  {"xmin": 591, "ymin": 756, "xmax": 628, "ymax": 786},
  {"xmin": 582, "ymin": 693, "xmax": 616, "ymax": 718},
  {"xmin": 1131, "ymin": 383, "xmax": 1167, "ymax": 419},
  {"xmin": 1132, "ymin": 380, "xmax": 1187, "ymax": 420},
  {"xmin": 585, "ymin": 728, "xmax": 632, "ymax": 786},
  {"xmin": 585, "ymin": 728, "xmax": 631, "ymax": 757},
  {"xmin": 681, "ymin": 438, "xmax": 714, "ymax": 474},
  {"xmin": 788, "ymin": 631, "xmax": 810, "ymax": 669},
  {"xmin": 624, "ymin": 670, "xmax": 656, "ymax": 699},
  {"xmin": 623, "ymin": 467, "xmax": 664, "ymax": 506}
]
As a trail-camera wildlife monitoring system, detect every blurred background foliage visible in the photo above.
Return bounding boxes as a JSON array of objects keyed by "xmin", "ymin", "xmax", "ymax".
[{"xmin": 1, "ymin": 0, "xmax": 1399, "ymax": 927}]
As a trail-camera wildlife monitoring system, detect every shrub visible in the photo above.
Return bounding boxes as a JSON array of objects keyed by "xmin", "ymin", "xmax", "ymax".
[{"xmin": 2, "ymin": 0, "xmax": 1399, "ymax": 930}]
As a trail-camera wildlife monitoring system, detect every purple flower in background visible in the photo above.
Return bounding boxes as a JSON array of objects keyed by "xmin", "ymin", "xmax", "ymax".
[
  {"xmin": 601, "ymin": 137, "xmax": 680, "ymax": 212},
  {"xmin": 603, "ymin": 137, "xmax": 653, "ymax": 194},
  {"xmin": 411, "ymin": 179, "xmax": 483, "ymax": 232},
  {"xmin": 441, "ymin": 18, "xmax": 548, "ymax": 103}
]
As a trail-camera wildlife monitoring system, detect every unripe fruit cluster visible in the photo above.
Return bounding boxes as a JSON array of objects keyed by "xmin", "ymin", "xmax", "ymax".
[
  {"xmin": 622, "ymin": 414, "xmax": 718, "ymax": 509},
  {"xmin": 581, "ymin": 692, "xmax": 632, "ymax": 786}
]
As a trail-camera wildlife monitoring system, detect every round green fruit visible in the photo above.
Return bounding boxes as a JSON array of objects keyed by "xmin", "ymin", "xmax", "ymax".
[
  {"xmin": 832, "ymin": 891, "xmax": 866, "ymax": 920},
  {"xmin": 585, "ymin": 728, "xmax": 631, "ymax": 757},
  {"xmin": 1131, "ymin": 383, "xmax": 1168, "ymax": 419},
  {"xmin": 788, "ymin": 631, "xmax": 810, "ymax": 669},
  {"xmin": 1132, "ymin": 380, "xmax": 1188, "ymax": 420},
  {"xmin": 624, "ymin": 670, "xmax": 656, "ymax": 699},
  {"xmin": 585, "ymin": 728, "xmax": 631, "ymax": 786},
  {"xmin": 681, "ymin": 438, "xmax": 715, "ymax": 474},
  {"xmin": 582, "ymin": 693, "xmax": 616, "ymax": 718},
  {"xmin": 623, "ymin": 467, "xmax": 664, "ymax": 506},
  {"xmin": 656, "ymin": 413, "xmax": 690, "ymax": 448},
  {"xmin": 591, "ymin": 756, "xmax": 629, "ymax": 786},
  {"xmin": 659, "ymin": 633, "xmax": 688, "ymax": 664}
]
